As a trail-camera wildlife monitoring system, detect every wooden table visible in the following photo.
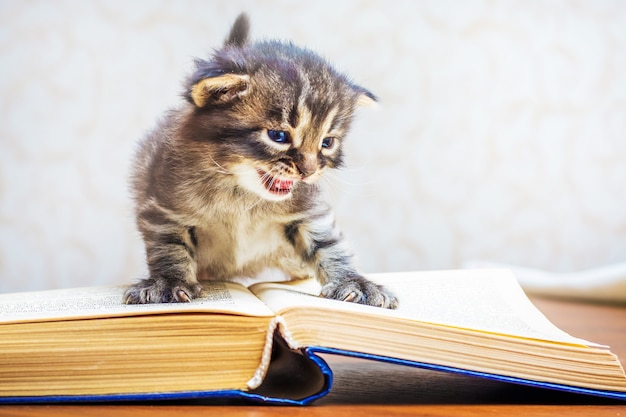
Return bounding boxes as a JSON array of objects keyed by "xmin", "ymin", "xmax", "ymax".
[{"xmin": 1, "ymin": 296, "xmax": 625, "ymax": 417}]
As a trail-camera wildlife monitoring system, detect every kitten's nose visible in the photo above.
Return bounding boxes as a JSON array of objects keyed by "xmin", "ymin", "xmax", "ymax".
[{"xmin": 296, "ymin": 155, "xmax": 317, "ymax": 179}]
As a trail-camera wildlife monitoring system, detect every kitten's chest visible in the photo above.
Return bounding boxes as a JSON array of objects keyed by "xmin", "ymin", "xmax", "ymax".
[{"xmin": 194, "ymin": 210, "xmax": 293, "ymax": 278}]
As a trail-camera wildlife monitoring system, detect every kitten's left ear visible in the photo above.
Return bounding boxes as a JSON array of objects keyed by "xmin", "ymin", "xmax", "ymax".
[
  {"xmin": 225, "ymin": 13, "xmax": 250, "ymax": 47},
  {"xmin": 189, "ymin": 73, "xmax": 250, "ymax": 107},
  {"xmin": 352, "ymin": 85, "xmax": 378, "ymax": 108}
]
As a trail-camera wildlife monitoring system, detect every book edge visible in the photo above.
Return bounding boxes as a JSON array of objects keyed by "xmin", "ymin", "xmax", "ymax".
[{"xmin": 4, "ymin": 345, "xmax": 625, "ymax": 404}]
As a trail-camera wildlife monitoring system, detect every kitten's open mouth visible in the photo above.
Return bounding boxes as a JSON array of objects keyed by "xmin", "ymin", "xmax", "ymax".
[{"xmin": 257, "ymin": 170, "xmax": 295, "ymax": 195}]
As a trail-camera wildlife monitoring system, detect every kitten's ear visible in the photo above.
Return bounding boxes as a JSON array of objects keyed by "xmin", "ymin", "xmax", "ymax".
[
  {"xmin": 225, "ymin": 13, "xmax": 250, "ymax": 47},
  {"xmin": 352, "ymin": 85, "xmax": 378, "ymax": 108},
  {"xmin": 188, "ymin": 13, "xmax": 251, "ymax": 107},
  {"xmin": 189, "ymin": 73, "xmax": 250, "ymax": 107}
]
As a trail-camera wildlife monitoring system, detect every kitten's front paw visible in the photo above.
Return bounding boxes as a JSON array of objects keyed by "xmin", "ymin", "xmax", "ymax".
[
  {"xmin": 123, "ymin": 277, "xmax": 202, "ymax": 304},
  {"xmin": 321, "ymin": 275, "xmax": 399, "ymax": 309}
]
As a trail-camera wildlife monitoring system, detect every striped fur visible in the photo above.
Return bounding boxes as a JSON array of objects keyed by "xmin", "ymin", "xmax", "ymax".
[{"xmin": 123, "ymin": 14, "xmax": 398, "ymax": 309}]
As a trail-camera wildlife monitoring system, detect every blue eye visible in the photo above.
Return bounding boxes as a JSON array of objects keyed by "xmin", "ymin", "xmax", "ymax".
[
  {"xmin": 267, "ymin": 130, "xmax": 291, "ymax": 144},
  {"xmin": 321, "ymin": 137, "xmax": 335, "ymax": 149}
]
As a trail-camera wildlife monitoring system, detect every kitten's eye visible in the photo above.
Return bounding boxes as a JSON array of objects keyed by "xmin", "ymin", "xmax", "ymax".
[
  {"xmin": 321, "ymin": 137, "xmax": 335, "ymax": 149},
  {"xmin": 267, "ymin": 130, "xmax": 291, "ymax": 144}
]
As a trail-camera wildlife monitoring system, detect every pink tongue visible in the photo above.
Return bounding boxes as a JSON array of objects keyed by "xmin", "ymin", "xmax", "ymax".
[{"xmin": 273, "ymin": 178, "xmax": 293, "ymax": 191}]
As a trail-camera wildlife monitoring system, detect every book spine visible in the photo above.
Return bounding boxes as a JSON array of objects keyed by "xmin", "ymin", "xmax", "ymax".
[{"xmin": 246, "ymin": 317, "xmax": 280, "ymax": 389}]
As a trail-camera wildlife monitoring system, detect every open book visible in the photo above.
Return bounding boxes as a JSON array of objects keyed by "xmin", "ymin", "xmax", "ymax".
[{"xmin": 1, "ymin": 269, "xmax": 625, "ymax": 404}]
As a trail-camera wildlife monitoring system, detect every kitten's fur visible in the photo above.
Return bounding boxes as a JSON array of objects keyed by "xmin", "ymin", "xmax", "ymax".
[{"xmin": 123, "ymin": 14, "xmax": 398, "ymax": 309}]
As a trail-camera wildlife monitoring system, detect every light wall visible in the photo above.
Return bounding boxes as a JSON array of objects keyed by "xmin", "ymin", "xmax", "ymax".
[{"xmin": 1, "ymin": 0, "xmax": 625, "ymax": 292}]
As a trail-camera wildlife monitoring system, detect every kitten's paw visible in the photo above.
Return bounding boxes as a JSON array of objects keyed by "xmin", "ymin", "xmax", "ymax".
[
  {"xmin": 320, "ymin": 275, "xmax": 399, "ymax": 309},
  {"xmin": 122, "ymin": 277, "xmax": 202, "ymax": 304}
]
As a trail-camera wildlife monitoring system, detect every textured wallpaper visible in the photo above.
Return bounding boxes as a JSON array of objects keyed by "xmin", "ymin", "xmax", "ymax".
[{"xmin": 1, "ymin": 0, "xmax": 625, "ymax": 293}]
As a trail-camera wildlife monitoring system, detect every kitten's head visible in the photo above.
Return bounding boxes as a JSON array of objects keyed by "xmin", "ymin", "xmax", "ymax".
[{"xmin": 181, "ymin": 13, "xmax": 376, "ymax": 202}]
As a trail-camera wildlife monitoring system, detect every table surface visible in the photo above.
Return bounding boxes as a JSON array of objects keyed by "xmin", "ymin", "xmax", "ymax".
[{"xmin": 1, "ymin": 295, "xmax": 625, "ymax": 417}]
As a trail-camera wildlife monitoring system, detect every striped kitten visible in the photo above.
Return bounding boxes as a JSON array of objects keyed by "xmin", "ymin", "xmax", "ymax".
[{"xmin": 123, "ymin": 14, "xmax": 398, "ymax": 309}]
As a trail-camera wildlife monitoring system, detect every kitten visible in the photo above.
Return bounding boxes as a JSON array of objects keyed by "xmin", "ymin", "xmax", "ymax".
[{"xmin": 123, "ymin": 13, "xmax": 398, "ymax": 309}]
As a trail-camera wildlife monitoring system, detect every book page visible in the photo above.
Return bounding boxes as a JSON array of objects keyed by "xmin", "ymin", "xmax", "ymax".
[
  {"xmin": 250, "ymin": 269, "xmax": 599, "ymax": 347},
  {"xmin": 0, "ymin": 282, "xmax": 274, "ymax": 324}
]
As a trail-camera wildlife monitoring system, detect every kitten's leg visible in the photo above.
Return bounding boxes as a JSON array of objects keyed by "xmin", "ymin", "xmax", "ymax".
[
  {"xmin": 287, "ymin": 213, "xmax": 399, "ymax": 309},
  {"xmin": 123, "ymin": 205, "xmax": 201, "ymax": 304}
]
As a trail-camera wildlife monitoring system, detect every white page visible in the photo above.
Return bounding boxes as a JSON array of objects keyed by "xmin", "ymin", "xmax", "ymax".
[
  {"xmin": 0, "ymin": 282, "xmax": 274, "ymax": 324},
  {"xmin": 251, "ymin": 269, "xmax": 600, "ymax": 347}
]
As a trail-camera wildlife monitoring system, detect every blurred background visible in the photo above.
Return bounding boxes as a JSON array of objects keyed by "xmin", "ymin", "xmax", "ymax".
[{"xmin": 1, "ymin": 0, "xmax": 625, "ymax": 294}]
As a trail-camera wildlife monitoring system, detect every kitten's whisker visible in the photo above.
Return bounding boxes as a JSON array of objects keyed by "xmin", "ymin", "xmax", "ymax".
[
  {"xmin": 318, "ymin": 170, "xmax": 379, "ymax": 200},
  {"xmin": 260, "ymin": 171, "xmax": 275, "ymax": 188},
  {"xmin": 244, "ymin": 180, "xmax": 267, "ymax": 211},
  {"xmin": 325, "ymin": 169, "xmax": 373, "ymax": 187},
  {"xmin": 207, "ymin": 155, "xmax": 236, "ymax": 175},
  {"xmin": 244, "ymin": 195, "xmax": 263, "ymax": 211},
  {"xmin": 319, "ymin": 172, "xmax": 355, "ymax": 194},
  {"xmin": 333, "ymin": 164, "xmax": 370, "ymax": 174}
]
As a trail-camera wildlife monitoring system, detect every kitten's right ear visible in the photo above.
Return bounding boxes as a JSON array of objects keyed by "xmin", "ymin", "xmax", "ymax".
[
  {"xmin": 225, "ymin": 13, "xmax": 250, "ymax": 47},
  {"xmin": 353, "ymin": 85, "xmax": 378, "ymax": 108},
  {"xmin": 188, "ymin": 73, "xmax": 250, "ymax": 107}
]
